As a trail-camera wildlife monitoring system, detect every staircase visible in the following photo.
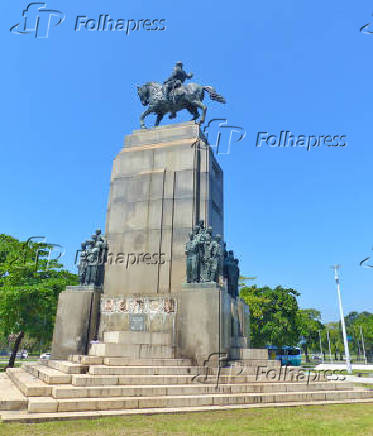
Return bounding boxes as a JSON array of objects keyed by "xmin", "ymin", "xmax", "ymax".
[{"xmin": 0, "ymin": 356, "xmax": 372, "ymax": 422}]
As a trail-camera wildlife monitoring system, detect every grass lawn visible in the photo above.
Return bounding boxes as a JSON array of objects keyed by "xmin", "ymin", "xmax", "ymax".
[
  {"xmin": 0, "ymin": 363, "xmax": 22, "ymax": 372},
  {"xmin": 1, "ymin": 404, "xmax": 373, "ymax": 436}
]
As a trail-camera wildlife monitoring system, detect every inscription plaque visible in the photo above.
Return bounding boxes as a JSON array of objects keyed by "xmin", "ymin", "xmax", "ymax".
[{"xmin": 129, "ymin": 314, "xmax": 146, "ymax": 331}]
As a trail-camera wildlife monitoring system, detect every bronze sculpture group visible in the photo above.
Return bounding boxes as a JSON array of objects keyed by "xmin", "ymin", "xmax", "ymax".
[
  {"xmin": 186, "ymin": 220, "xmax": 240, "ymax": 298},
  {"xmin": 186, "ymin": 220, "xmax": 222, "ymax": 284},
  {"xmin": 137, "ymin": 61, "xmax": 226, "ymax": 129},
  {"xmin": 78, "ymin": 229, "xmax": 107, "ymax": 287}
]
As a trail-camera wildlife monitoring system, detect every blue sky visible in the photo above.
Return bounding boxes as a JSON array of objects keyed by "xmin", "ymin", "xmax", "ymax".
[{"xmin": 1, "ymin": 0, "xmax": 373, "ymax": 322}]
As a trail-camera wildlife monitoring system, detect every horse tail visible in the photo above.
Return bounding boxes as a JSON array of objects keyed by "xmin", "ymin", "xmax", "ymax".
[{"xmin": 203, "ymin": 86, "xmax": 226, "ymax": 104}]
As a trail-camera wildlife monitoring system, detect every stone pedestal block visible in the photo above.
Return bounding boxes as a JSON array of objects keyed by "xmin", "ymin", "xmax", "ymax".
[
  {"xmin": 51, "ymin": 286, "xmax": 102, "ymax": 359},
  {"xmin": 104, "ymin": 121, "xmax": 224, "ymax": 296},
  {"xmin": 176, "ymin": 283, "xmax": 231, "ymax": 365}
]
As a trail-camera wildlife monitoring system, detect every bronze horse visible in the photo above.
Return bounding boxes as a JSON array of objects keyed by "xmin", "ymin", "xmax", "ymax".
[{"xmin": 137, "ymin": 82, "xmax": 225, "ymax": 129}]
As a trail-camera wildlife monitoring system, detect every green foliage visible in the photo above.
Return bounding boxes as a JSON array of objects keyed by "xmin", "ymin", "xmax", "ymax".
[
  {"xmin": 0, "ymin": 234, "xmax": 78, "ymax": 348},
  {"xmin": 239, "ymin": 285, "xmax": 300, "ymax": 348},
  {"xmin": 324, "ymin": 322, "xmax": 344, "ymax": 355},
  {"xmin": 345, "ymin": 311, "xmax": 373, "ymax": 355},
  {"xmin": 296, "ymin": 308, "xmax": 324, "ymax": 357}
]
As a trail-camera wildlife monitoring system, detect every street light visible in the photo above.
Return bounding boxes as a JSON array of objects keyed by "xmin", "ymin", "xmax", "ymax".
[
  {"xmin": 318, "ymin": 330, "xmax": 324, "ymax": 363},
  {"xmin": 360, "ymin": 326, "xmax": 367, "ymax": 365},
  {"xmin": 327, "ymin": 330, "xmax": 333, "ymax": 363},
  {"xmin": 331, "ymin": 265, "xmax": 352, "ymax": 374}
]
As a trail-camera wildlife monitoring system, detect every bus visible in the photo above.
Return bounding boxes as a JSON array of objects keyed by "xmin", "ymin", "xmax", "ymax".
[{"xmin": 267, "ymin": 346, "xmax": 302, "ymax": 366}]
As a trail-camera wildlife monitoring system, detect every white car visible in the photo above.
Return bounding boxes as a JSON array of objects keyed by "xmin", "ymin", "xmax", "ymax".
[
  {"xmin": 15, "ymin": 350, "xmax": 28, "ymax": 359},
  {"xmin": 40, "ymin": 353, "xmax": 51, "ymax": 360}
]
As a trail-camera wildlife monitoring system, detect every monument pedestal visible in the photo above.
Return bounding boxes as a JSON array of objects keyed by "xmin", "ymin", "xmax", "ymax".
[
  {"xmin": 176, "ymin": 283, "xmax": 231, "ymax": 365},
  {"xmin": 51, "ymin": 286, "xmax": 101, "ymax": 359}
]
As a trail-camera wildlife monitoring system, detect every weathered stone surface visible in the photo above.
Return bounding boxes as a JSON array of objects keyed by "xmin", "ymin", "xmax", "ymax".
[
  {"xmin": 51, "ymin": 287, "xmax": 101, "ymax": 360},
  {"xmin": 6, "ymin": 369, "xmax": 52, "ymax": 397},
  {"xmin": 0, "ymin": 374, "xmax": 28, "ymax": 411},
  {"xmin": 104, "ymin": 331, "xmax": 173, "ymax": 346},
  {"xmin": 176, "ymin": 284, "xmax": 231, "ymax": 365},
  {"xmin": 23, "ymin": 364, "xmax": 71, "ymax": 384},
  {"xmin": 89, "ymin": 343, "xmax": 175, "ymax": 359},
  {"xmin": 47, "ymin": 361, "xmax": 88, "ymax": 375},
  {"xmin": 28, "ymin": 397, "xmax": 58, "ymax": 413},
  {"xmin": 104, "ymin": 122, "xmax": 224, "ymax": 298}
]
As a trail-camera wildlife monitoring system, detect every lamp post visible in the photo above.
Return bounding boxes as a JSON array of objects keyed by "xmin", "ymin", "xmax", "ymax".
[
  {"xmin": 327, "ymin": 330, "xmax": 333, "ymax": 363},
  {"xmin": 360, "ymin": 326, "xmax": 367, "ymax": 365},
  {"xmin": 331, "ymin": 265, "xmax": 352, "ymax": 374},
  {"xmin": 318, "ymin": 330, "xmax": 324, "ymax": 363}
]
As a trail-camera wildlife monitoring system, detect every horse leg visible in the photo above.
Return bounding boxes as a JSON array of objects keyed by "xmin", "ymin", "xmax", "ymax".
[
  {"xmin": 155, "ymin": 112, "xmax": 164, "ymax": 126},
  {"xmin": 140, "ymin": 109, "xmax": 153, "ymax": 129},
  {"xmin": 187, "ymin": 105, "xmax": 199, "ymax": 121},
  {"xmin": 191, "ymin": 101, "xmax": 207, "ymax": 124}
]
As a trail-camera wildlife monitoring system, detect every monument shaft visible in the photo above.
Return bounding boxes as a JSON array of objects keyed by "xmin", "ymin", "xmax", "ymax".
[{"xmin": 104, "ymin": 121, "xmax": 224, "ymax": 296}]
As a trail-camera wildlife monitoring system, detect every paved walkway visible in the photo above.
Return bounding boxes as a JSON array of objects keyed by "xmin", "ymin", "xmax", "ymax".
[
  {"xmin": 315, "ymin": 363, "xmax": 373, "ymax": 371},
  {"xmin": 342, "ymin": 374, "xmax": 373, "ymax": 384}
]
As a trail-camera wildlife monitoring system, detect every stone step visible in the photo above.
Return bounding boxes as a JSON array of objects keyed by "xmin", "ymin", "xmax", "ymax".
[
  {"xmin": 68, "ymin": 355, "xmax": 104, "ymax": 365},
  {"xmin": 71, "ymin": 374, "xmax": 253, "ymax": 387},
  {"xmin": 103, "ymin": 357, "xmax": 193, "ymax": 366},
  {"xmin": 50, "ymin": 381, "xmax": 354, "ymax": 399},
  {"xmin": 6, "ymin": 369, "xmax": 52, "ymax": 397},
  {"xmin": 89, "ymin": 365, "xmax": 204, "ymax": 376},
  {"xmin": 72, "ymin": 372, "xmax": 328, "ymax": 387},
  {"xmin": 104, "ymin": 331, "xmax": 173, "ymax": 346},
  {"xmin": 90, "ymin": 343, "xmax": 175, "ymax": 359},
  {"xmin": 212, "ymin": 366, "xmax": 278, "ymax": 375},
  {"xmin": 48, "ymin": 360, "xmax": 89, "ymax": 375},
  {"xmin": 28, "ymin": 389, "xmax": 373, "ymax": 413},
  {"xmin": 89, "ymin": 364, "xmax": 272, "ymax": 376},
  {"xmin": 227, "ymin": 359, "xmax": 281, "ymax": 368},
  {"xmin": 23, "ymin": 363, "xmax": 71, "ymax": 384},
  {"xmin": 0, "ymin": 374, "xmax": 28, "ymax": 411},
  {"xmin": 3, "ymin": 397, "xmax": 373, "ymax": 422}
]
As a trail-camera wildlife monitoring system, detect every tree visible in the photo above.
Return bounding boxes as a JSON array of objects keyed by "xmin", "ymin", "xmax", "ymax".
[
  {"xmin": 296, "ymin": 309, "xmax": 323, "ymax": 362},
  {"xmin": 239, "ymin": 285, "xmax": 300, "ymax": 348},
  {"xmin": 0, "ymin": 234, "xmax": 78, "ymax": 367},
  {"xmin": 345, "ymin": 311, "xmax": 373, "ymax": 357}
]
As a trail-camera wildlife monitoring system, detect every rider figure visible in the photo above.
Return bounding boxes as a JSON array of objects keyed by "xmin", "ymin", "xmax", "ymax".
[{"xmin": 164, "ymin": 61, "xmax": 193, "ymax": 119}]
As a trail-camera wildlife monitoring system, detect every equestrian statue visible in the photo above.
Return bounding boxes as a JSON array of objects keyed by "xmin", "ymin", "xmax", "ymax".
[{"xmin": 137, "ymin": 62, "xmax": 226, "ymax": 129}]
